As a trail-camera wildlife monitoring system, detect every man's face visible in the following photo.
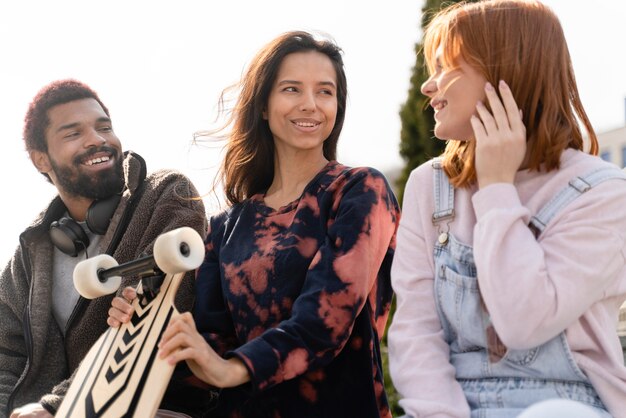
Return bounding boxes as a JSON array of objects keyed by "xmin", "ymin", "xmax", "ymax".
[{"xmin": 32, "ymin": 98, "xmax": 124, "ymax": 200}]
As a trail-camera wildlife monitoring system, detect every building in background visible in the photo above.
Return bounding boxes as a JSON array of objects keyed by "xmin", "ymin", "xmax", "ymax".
[
  {"xmin": 598, "ymin": 126, "xmax": 626, "ymax": 167},
  {"xmin": 598, "ymin": 99, "xmax": 626, "ymax": 167}
]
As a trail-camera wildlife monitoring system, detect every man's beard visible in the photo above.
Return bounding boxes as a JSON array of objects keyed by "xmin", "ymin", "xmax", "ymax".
[{"xmin": 49, "ymin": 146, "xmax": 125, "ymax": 200}]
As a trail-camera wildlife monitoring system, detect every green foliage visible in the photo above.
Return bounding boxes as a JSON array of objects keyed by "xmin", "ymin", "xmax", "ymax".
[
  {"xmin": 382, "ymin": 340, "xmax": 404, "ymax": 416},
  {"xmin": 395, "ymin": 0, "xmax": 448, "ymax": 204},
  {"xmin": 380, "ymin": 296, "xmax": 403, "ymax": 416}
]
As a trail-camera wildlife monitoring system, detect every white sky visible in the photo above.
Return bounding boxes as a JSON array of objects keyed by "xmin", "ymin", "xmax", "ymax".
[{"xmin": 1, "ymin": 0, "xmax": 625, "ymax": 264}]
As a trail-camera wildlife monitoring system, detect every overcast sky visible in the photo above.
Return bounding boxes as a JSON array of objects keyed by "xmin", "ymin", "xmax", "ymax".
[{"xmin": 1, "ymin": 0, "xmax": 625, "ymax": 264}]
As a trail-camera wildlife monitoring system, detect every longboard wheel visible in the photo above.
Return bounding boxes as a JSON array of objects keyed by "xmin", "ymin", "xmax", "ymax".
[
  {"xmin": 153, "ymin": 227, "xmax": 205, "ymax": 274},
  {"xmin": 73, "ymin": 254, "xmax": 121, "ymax": 299}
]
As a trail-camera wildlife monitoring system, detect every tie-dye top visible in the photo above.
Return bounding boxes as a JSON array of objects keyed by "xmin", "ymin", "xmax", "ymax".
[{"xmin": 195, "ymin": 161, "xmax": 399, "ymax": 418}]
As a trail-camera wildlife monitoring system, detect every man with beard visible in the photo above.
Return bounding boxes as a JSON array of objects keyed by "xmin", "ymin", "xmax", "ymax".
[{"xmin": 0, "ymin": 80, "xmax": 208, "ymax": 418}]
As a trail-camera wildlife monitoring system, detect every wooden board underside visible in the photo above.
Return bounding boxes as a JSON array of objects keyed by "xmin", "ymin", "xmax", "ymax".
[{"xmin": 57, "ymin": 272, "xmax": 184, "ymax": 418}]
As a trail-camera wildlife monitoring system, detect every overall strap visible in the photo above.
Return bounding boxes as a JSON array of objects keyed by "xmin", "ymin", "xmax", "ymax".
[
  {"xmin": 529, "ymin": 166, "xmax": 626, "ymax": 236},
  {"xmin": 432, "ymin": 159, "xmax": 455, "ymax": 244},
  {"xmin": 432, "ymin": 158, "xmax": 455, "ymax": 224}
]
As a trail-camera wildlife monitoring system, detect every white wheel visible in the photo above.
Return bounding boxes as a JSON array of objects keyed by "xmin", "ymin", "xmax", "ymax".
[
  {"xmin": 153, "ymin": 227, "xmax": 205, "ymax": 274},
  {"xmin": 73, "ymin": 254, "xmax": 121, "ymax": 299}
]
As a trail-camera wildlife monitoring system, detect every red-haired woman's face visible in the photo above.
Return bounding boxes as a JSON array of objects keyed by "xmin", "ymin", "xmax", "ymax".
[{"xmin": 421, "ymin": 47, "xmax": 487, "ymax": 141}]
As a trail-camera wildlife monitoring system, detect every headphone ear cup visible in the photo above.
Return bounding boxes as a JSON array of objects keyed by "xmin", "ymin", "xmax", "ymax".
[
  {"xmin": 86, "ymin": 194, "xmax": 121, "ymax": 235},
  {"xmin": 49, "ymin": 218, "xmax": 90, "ymax": 257}
]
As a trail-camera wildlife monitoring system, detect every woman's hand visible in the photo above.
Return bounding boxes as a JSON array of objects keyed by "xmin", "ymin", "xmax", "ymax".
[
  {"xmin": 158, "ymin": 312, "xmax": 250, "ymax": 388},
  {"xmin": 471, "ymin": 80, "xmax": 527, "ymax": 189},
  {"xmin": 107, "ymin": 286, "xmax": 136, "ymax": 327}
]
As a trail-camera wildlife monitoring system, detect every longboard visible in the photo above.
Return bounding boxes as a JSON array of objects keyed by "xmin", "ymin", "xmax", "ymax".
[{"xmin": 56, "ymin": 227, "xmax": 204, "ymax": 418}]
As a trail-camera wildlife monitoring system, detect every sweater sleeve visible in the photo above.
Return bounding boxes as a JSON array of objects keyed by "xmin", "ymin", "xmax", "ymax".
[
  {"xmin": 229, "ymin": 169, "xmax": 399, "ymax": 392},
  {"xmin": 472, "ymin": 180, "xmax": 626, "ymax": 349},
  {"xmin": 195, "ymin": 216, "xmax": 240, "ymax": 356},
  {"xmin": 387, "ymin": 168, "xmax": 470, "ymax": 418}
]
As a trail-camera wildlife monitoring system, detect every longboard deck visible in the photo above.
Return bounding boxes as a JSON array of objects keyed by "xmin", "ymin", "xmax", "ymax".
[{"xmin": 57, "ymin": 272, "xmax": 184, "ymax": 418}]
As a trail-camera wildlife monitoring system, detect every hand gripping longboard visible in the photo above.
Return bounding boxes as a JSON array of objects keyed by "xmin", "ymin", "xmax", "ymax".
[{"xmin": 56, "ymin": 227, "xmax": 205, "ymax": 418}]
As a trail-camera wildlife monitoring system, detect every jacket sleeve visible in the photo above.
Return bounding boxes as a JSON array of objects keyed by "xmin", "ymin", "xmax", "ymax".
[
  {"xmin": 229, "ymin": 169, "xmax": 399, "ymax": 392},
  {"xmin": 123, "ymin": 170, "xmax": 208, "ymax": 313},
  {"xmin": 40, "ymin": 382, "xmax": 69, "ymax": 415},
  {"xmin": 0, "ymin": 247, "xmax": 30, "ymax": 416},
  {"xmin": 387, "ymin": 168, "xmax": 470, "ymax": 418}
]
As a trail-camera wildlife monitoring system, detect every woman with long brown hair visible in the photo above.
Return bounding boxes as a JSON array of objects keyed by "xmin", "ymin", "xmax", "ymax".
[
  {"xmin": 110, "ymin": 31, "xmax": 399, "ymax": 417},
  {"xmin": 388, "ymin": 1, "xmax": 626, "ymax": 417}
]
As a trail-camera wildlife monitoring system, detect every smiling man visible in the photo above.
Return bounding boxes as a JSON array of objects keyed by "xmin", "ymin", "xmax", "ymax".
[{"xmin": 0, "ymin": 80, "xmax": 208, "ymax": 417}]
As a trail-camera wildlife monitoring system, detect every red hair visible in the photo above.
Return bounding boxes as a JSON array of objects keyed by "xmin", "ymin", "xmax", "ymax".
[{"xmin": 423, "ymin": 0, "xmax": 597, "ymax": 187}]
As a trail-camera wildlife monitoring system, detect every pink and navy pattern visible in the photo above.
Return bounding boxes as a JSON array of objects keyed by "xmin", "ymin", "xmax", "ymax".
[{"xmin": 195, "ymin": 161, "xmax": 399, "ymax": 417}]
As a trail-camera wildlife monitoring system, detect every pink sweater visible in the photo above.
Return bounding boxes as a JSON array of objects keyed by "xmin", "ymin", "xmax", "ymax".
[{"xmin": 388, "ymin": 149, "xmax": 626, "ymax": 418}]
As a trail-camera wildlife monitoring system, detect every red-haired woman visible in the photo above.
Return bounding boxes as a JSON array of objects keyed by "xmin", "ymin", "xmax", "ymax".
[
  {"xmin": 388, "ymin": 1, "xmax": 626, "ymax": 417},
  {"xmin": 109, "ymin": 31, "xmax": 399, "ymax": 418}
]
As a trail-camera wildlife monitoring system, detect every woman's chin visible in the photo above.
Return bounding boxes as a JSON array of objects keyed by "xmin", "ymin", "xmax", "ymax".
[
  {"xmin": 433, "ymin": 129, "xmax": 455, "ymax": 142},
  {"xmin": 433, "ymin": 128, "xmax": 473, "ymax": 142}
]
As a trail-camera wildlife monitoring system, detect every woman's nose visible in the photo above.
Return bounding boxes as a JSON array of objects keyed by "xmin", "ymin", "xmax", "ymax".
[
  {"xmin": 421, "ymin": 76, "xmax": 437, "ymax": 97},
  {"xmin": 299, "ymin": 91, "xmax": 316, "ymax": 112}
]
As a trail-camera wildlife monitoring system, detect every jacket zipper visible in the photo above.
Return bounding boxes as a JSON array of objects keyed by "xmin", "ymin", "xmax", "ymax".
[{"xmin": 64, "ymin": 297, "xmax": 88, "ymax": 336}]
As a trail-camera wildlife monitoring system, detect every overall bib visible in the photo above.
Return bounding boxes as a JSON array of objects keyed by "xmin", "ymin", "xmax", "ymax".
[{"xmin": 431, "ymin": 160, "xmax": 622, "ymax": 417}]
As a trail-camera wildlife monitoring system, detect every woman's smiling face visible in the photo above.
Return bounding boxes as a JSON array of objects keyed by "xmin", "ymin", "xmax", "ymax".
[
  {"xmin": 264, "ymin": 51, "xmax": 338, "ymax": 157},
  {"xmin": 421, "ymin": 47, "xmax": 487, "ymax": 141}
]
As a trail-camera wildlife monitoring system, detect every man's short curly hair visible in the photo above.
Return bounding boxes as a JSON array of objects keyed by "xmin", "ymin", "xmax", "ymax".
[{"xmin": 23, "ymin": 79, "xmax": 110, "ymax": 153}]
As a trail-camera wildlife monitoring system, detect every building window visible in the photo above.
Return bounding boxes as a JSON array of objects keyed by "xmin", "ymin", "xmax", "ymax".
[{"xmin": 601, "ymin": 151, "xmax": 612, "ymax": 162}]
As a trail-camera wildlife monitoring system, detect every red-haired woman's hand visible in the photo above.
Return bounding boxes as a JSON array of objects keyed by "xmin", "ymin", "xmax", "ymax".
[{"xmin": 471, "ymin": 80, "xmax": 526, "ymax": 189}]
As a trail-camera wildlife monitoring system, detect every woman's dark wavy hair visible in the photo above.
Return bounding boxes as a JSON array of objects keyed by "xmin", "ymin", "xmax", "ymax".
[
  {"xmin": 220, "ymin": 31, "xmax": 347, "ymax": 205},
  {"xmin": 23, "ymin": 79, "xmax": 109, "ymax": 153}
]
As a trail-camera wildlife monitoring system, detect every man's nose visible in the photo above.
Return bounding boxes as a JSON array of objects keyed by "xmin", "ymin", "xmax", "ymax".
[{"xmin": 84, "ymin": 129, "xmax": 107, "ymax": 147}]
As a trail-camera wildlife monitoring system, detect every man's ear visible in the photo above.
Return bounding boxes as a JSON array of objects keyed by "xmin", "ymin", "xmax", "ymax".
[{"xmin": 29, "ymin": 150, "xmax": 51, "ymax": 174}]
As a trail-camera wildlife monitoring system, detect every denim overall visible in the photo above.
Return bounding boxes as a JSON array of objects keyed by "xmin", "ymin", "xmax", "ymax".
[{"xmin": 431, "ymin": 160, "xmax": 625, "ymax": 417}]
